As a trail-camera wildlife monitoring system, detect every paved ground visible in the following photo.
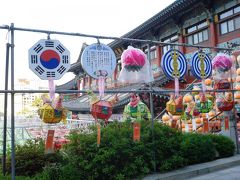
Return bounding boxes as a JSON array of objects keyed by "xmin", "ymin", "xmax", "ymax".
[
  {"xmin": 187, "ymin": 165, "xmax": 240, "ymax": 180},
  {"xmin": 143, "ymin": 155, "xmax": 240, "ymax": 180}
]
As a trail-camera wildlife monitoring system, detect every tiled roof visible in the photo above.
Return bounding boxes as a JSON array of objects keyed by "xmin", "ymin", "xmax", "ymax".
[
  {"xmin": 63, "ymin": 83, "xmax": 145, "ymax": 112},
  {"xmin": 56, "ymin": 78, "xmax": 78, "ymax": 91},
  {"xmin": 108, "ymin": 0, "xmax": 199, "ymax": 48}
]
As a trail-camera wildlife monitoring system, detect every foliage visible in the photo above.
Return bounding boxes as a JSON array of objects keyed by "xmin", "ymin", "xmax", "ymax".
[
  {"xmin": 208, "ymin": 134, "xmax": 235, "ymax": 158},
  {"xmin": 152, "ymin": 123, "xmax": 186, "ymax": 171},
  {"xmin": 0, "ymin": 174, "xmax": 32, "ymax": 180},
  {"xmin": 48, "ymin": 121, "xmax": 185, "ymax": 179},
  {"xmin": 5, "ymin": 139, "xmax": 62, "ymax": 177},
  {"xmin": 180, "ymin": 133, "xmax": 216, "ymax": 165},
  {"xmin": 3, "ymin": 121, "xmax": 236, "ymax": 179}
]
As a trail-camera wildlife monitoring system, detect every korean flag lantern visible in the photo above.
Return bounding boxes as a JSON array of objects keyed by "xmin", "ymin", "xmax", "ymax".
[
  {"xmin": 118, "ymin": 46, "xmax": 154, "ymax": 83},
  {"xmin": 29, "ymin": 39, "xmax": 70, "ymax": 123}
]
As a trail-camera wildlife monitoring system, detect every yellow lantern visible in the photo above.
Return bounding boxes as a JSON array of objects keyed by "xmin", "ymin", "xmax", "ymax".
[{"xmin": 38, "ymin": 103, "xmax": 65, "ymax": 123}]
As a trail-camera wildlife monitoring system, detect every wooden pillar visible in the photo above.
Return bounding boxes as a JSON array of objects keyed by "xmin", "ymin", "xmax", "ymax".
[
  {"xmin": 156, "ymin": 46, "xmax": 161, "ymax": 67},
  {"xmin": 88, "ymin": 77, "xmax": 92, "ymax": 88},
  {"xmin": 208, "ymin": 18, "xmax": 217, "ymax": 52},
  {"xmin": 77, "ymin": 79, "xmax": 82, "ymax": 97},
  {"xmin": 178, "ymin": 30, "xmax": 185, "ymax": 54},
  {"xmin": 82, "ymin": 77, "xmax": 86, "ymax": 89}
]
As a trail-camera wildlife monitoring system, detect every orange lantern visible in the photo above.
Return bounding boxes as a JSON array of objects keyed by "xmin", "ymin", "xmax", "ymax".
[
  {"xmin": 162, "ymin": 114, "xmax": 170, "ymax": 122},
  {"xmin": 183, "ymin": 94, "xmax": 193, "ymax": 103},
  {"xmin": 236, "ymin": 76, "xmax": 240, "ymax": 82},
  {"xmin": 209, "ymin": 110, "xmax": 215, "ymax": 117},
  {"xmin": 237, "ymin": 68, "xmax": 240, "ymax": 75},
  {"xmin": 195, "ymin": 118, "xmax": 201, "ymax": 124},
  {"xmin": 235, "ymin": 93, "xmax": 240, "ymax": 99},
  {"xmin": 205, "ymin": 78, "xmax": 212, "ymax": 86}
]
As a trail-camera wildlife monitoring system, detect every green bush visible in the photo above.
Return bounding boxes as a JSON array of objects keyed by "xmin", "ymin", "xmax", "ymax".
[
  {"xmin": 6, "ymin": 139, "xmax": 62, "ymax": 177},
  {"xmin": 54, "ymin": 121, "xmax": 185, "ymax": 179},
  {"xmin": 180, "ymin": 133, "xmax": 216, "ymax": 165},
  {"xmin": 149, "ymin": 123, "xmax": 186, "ymax": 171},
  {"xmin": 4, "ymin": 121, "xmax": 235, "ymax": 179},
  {"xmin": 209, "ymin": 134, "xmax": 235, "ymax": 158}
]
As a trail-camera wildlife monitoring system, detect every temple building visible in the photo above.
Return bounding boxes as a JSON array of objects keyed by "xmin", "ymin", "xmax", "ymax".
[{"xmin": 57, "ymin": 0, "xmax": 240, "ymax": 118}]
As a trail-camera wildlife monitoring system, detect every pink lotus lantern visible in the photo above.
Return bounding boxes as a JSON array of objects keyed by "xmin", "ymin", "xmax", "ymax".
[
  {"xmin": 212, "ymin": 53, "xmax": 232, "ymax": 72},
  {"xmin": 121, "ymin": 46, "xmax": 146, "ymax": 72},
  {"xmin": 118, "ymin": 46, "xmax": 154, "ymax": 83}
]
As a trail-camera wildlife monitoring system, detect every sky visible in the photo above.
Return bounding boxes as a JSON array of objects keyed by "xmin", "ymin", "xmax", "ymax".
[{"xmin": 0, "ymin": 0, "xmax": 175, "ymax": 89}]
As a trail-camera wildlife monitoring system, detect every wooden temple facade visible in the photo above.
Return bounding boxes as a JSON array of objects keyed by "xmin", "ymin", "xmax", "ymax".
[{"xmin": 57, "ymin": 0, "xmax": 240, "ymax": 116}]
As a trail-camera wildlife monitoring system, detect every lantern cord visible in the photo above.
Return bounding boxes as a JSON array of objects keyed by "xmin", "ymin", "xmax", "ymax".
[
  {"xmin": 97, "ymin": 38, "xmax": 100, "ymax": 45},
  {"xmin": 47, "ymin": 33, "xmax": 51, "ymax": 40}
]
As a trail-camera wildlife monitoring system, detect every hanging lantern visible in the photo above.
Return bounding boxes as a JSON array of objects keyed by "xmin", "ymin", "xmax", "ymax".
[
  {"xmin": 121, "ymin": 46, "xmax": 146, "ymax": 72},
  {"xmin": 195, "ymin": 94, "xmax": 213, "ymax": 113},
  {"xmin": 166, "ymin": 95, "xmax": 184, "ymax": 115},
  {"xmin": 91, "ymin": 100, "xmax": 113, "ymax": 124},
  {"xmin": 183, "ymin": 94, "xmax": 193, "ymax": 104},
  {"xmin": 205, "ymin": 78, "xmax": 212, "ymax": 86},
  {"xmin": 216, "ymin": 93, "xmax": 234, "ymax": 111},
  {"xmin": 162, "ymin": 113, "xmax": 171, "ymax": 122},
  {"xmin": 123, "ymin": 93, "xmax": 151, "ymax": 122},
  {"xmin": 214, "ymin": 79, "xmax": 231, "ymax": 89},
  {"xmin": 237, "ymin": 55, "xmax": 240, "ymax": 66},
  {"xmin": 212, "ymin": 53, "xmax": 232, "ymax": 72},
  {"xmin": 118, "ymin": 46, "xmax": 153, "ymax": 83},
  {"xmin": 38, "ymin": 96, "xmax": 67, "ymax": 124}
]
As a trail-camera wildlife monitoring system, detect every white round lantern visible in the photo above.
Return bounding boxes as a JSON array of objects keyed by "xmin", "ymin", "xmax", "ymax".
[{"xmin": 81, "ymin": 43, "xmax": 116, "ymax": 79}]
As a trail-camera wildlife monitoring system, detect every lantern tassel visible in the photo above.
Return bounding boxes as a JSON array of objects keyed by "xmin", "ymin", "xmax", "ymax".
[
  {"xmin": 174, "ymin": 77, "xmax": 179, "ymax": 97},
  {"xmin": 48, "ymin": 78, "xmax": 55, "ymax": 101},
  {"xmin": 202, "ymin": 79, "xmax": 206, "ymax": 94},
  {"xmin": 98, "ymin": 77, "xmax": 105, "ymax": 99}
]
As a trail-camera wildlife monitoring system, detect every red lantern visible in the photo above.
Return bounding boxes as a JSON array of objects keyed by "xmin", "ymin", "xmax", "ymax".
[
  {"xmin": 91, "ymin": 100, "xmax": 113, "ymax": 123},
  {"xmin": 214, "ymin": 79, "xmax": 230, "ymax": 89},
  {"xmin": 216, "ymin": 98, "xmax": 234, "ymax": 111}
]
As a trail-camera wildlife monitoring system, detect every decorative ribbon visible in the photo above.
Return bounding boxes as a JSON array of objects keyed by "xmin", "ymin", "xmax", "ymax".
[
  {"xmin": 174, "ymin": 77, "xmax": 179, "ymax": 97},
  {"xmin": 98, "ymin": 77, "xmax": 105, "ymax": 98},
  {"xmin": 203, "ymin": 117, "xmax": 209, "ymax": 133},
  {"xmin": 202, "ymin": 79, "xmax": 206, "ymax": 94},
  {"xmin": 225, "ymin": 116, "xmax": 229, "ymax": 130},
  {"xmin": 45, "ymin": 129, "xmax": 55, "ymax": 154},
  {"xmin": 133, "ymin": 122, "xmax": 141, "ymax": 141},
  {"xmin": 97, "ymin": 124, "xmax": 101, "ymax": 146},
  {"xmin": 48, "ymin": 79, "xmax": 55, "ymax": 101}
]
